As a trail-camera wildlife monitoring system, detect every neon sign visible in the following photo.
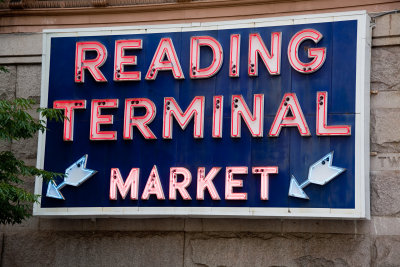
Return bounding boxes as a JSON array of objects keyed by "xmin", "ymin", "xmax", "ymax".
[{"xmin": 34, "ymin": 11, "xmax": 371, "ymax": 218}]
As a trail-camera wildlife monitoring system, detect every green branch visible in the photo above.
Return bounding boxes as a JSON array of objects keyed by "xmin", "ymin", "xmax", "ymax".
[{"xmin": 0, "ymin": 97, "xmax": 64, "ymax": 224}]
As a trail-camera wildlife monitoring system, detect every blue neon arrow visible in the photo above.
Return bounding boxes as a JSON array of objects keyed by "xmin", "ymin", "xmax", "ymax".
[
  {"xmin": 46, "ymin": 155, "xmax": 97, "ymax": 200},
  {"xmin": 289, "ymin": 175, "xmax": 310, "ymax": 199},
  {"xmin": 288, "ymin": 151, "xmax": 345, "ymax": 200}
]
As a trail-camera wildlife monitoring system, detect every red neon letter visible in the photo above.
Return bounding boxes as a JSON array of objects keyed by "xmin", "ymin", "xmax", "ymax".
[
  {"xmin": 123, "ymin": 98, "xmax": 157, "ymax": 140},
  {"xmin": 288, "ymin": 29, "xmax": 326, "ymax": 74},
  {"xmin": 109, "ymin": 168, "xmax": 139, "ymax": 200},
  {"xmin": 225, "ymin": 167, "xmax": 248, "ymax": 200},
  {"xmin": 231, "ymin": 94, "xmax": 264, "ymax": 138},
  {"xmin": 316, "ymin": 91, "xmax": 351, "ymax": 136},
  {"xmin": 248, "ymin": 32, "xmax": 281, "ymax": 76},
  {"xmin": 252, "ymin": 167, "xmax": 278, "ymax": 200},
  {"xmin": 142, "ymin": 165, "xmax": 165, "ymax": 200},
  {"xmin": 197, "ymin": 167, "xmax": 221, "ymax": 200},
  {"xmin": 75, "ymin": 41, "xmax": 107, "ymax": 83},
  {"xmin": 212, "ymin": 95, "xmax": 224, "ymax": 138},
  {"xmin": 169, "ymin": 167, "xmax": 192, "ymax": 200},
  {"xmin": 145, "ymin": 38, "xmax": 184, "ymax": 80},
  {"xmin": 190, "ymin": 36, "xmax": 223, "ymax": 79},
  {"xmin": 163, "ymin": 96, "xmax": 205, "ymax": 139},
  {"xmin": 90, "ymin": 99, "xmax": 118, "ymax": 141},
  {"xmin": 114, "ymin": 39, "xmax": 142, "ymax": 81},
  {"xmin": 229, "ymin": 34, "xmax": 241, "ymax": 77},
  {"xmin": 269, "ymin": 93, "xmax": 310, "ymax": 137},
  {"xmin": 53, "ymin": 100, "xmax": 86, "ymax": 141}
]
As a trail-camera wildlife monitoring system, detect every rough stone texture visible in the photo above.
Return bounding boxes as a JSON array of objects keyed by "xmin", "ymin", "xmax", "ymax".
[
  {"xmin": 0, "ymin": 216, "xmax": 39, "ymax": 234},
  {"xmin": 0, "ymin": 65, "xmax": 16, "ymax": 100},
  {"xmin": 370, "ymin": 170, "xmax": 400, "ymax": 216},
  {"xmin": 185, "ymin": 233, "xmax": 370, "ymax": 267},
  {"xmin": 0, "ymin": 233, "xmax": 3, "ymax": 264},
  {"xmin": 11, "ymin": 134, "xmax": 38, "ymax": 162},
  {"xmin": 0, "ymin": 140, "xmax": 11, "ymax": 153},
  {"xmin": 2, "ymin": 231, "xmax": 184, "ymax": 266},
  {"xmin": 370, "ymin": 47, "xmax": 400, "ymax": 92},
  {"xmin": 184, "ymin": 219, "xmax": 369, "ymax": 235},
  {"xmin": 16, "ymin": 65, "xmax": 41, "ymax": 102},
  {"xmin": 371, "ymin": 91, "xmax": 400, "ymax": 109},
  {"xmin": 282, "ymin": 219, "xmax": 360, "ymax": 234},
  {"xmin": 373, "ymin": 236, "xmax": 400, "ymax": 267},
  {"xmin": 370, "ymin": 217, "xmax": 400, "ymax": 236},
  {"xmin": 371, "ymin": 109, "xmax": 400, "ymax": 153},
  {"xmin": 185, "ymin": 218, "xmax": 283, "ymax": 233},
  {"xmin": 370, "ymin": 44, "xmax": 400, "ymax": 154},
  {"xmin": 38, "ymin": 218, "xmax": 185, "ymax": 232},
  {"xmin": 371, "ymin": 153, "xmax": 400, "ymax": 171},
  {"xmin": 295, "ymin": 255, "xmax": 350, "ymax": 267}
]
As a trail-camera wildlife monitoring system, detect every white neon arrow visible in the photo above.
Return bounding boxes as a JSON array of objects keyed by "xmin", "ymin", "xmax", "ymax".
[
  {"xmin": 46, "ymin": 155, "xmax": 97, "ymax": 200},
  {"xmin": 288, "ymin": 151, "xmax": 345, "ymax": 200}
]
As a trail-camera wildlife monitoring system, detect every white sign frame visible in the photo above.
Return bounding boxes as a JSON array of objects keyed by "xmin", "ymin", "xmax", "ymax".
[{"xmin": 34, "ymin": 10, "xmax": 371, "ymax": 219}]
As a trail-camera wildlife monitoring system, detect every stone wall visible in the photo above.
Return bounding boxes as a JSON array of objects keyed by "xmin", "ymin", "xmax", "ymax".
[{"xmin": 1, "ymin": 12, "xmax": 400, "ymax": 267}]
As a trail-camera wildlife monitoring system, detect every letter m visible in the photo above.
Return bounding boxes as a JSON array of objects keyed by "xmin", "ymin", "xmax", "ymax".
[
  {"xmin": 163, "ymin": 96, "xmax": 205, "ymax": 139},
  {"xmin": 109, "ymin": 168, "xmax": 139, "ymax": 200}
]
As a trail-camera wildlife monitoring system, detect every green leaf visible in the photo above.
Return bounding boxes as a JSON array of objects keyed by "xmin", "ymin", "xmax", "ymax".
[
  {"xmin": 0, "ymin": 98, "xmax": 64, "ymax": 224},
  {"xmin": 0, "ymin": 66, "xmax": 9, "ymax": 73}
]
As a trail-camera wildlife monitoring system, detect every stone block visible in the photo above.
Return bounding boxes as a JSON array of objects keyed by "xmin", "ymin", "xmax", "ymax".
[
  {"xmin": 0, "ymin": 65, "xmax": 16, "ymax": 100},
  {"xmin": 0, "ymin": 33, "xmax": 42, "ymax": 57},
  {"xmin": 184, "ymin": 232, "xmax": 370, "ymax": 266},
  {"xmin": 0, "ymin": 233, "xmax": 3, "ymax": 263},
  {"xmin": 282, "ymin": 219, "xmax": 359, "ymax": 234},
  {"xmin": 371, "ymin": 91, "xmax": 400, "ymax": 109},
  {"xmin": 371, "ymin": 47, "xmax": 400, "ymax": 92},
  {"xmin": 356, "ymin": 220, "xmax": 373, "ymax": 235},
  {"xmin": 95, "ymin": 218, "xmax": 184, "ymax": 231},
  {"xmin": 184, "ymin": 218, "xmax": 204, "ymax": 232},
  {"xmin": 389, "ymin": 13, "xmax": 400, "ymax": 36},
  {"xmin": 371, "ymin": 13, "xmax": 400, "ymax": 38},
  {"xmin": 38, "ymin": 218, "xmax": 87, "ymax": 232},
  {"xmin": 370, "ymin": 217, "xmax": 400, "ymax": 236},
  {"xmin": 373, "ymin": 236, "xmax": 400, "ymax": 266},
  {"xmin": 2, "ymin": 231, "xmax": 184, "ymax": 266},
  {"xmin": 39, "ymin": 218, "xmax": 185, "ymax": 232},
  {"xmin": 1, "ymin": 216, "xmax": 39, "ymax": 233},
  {"xmin": 11, "ymin": 134, "xmax": 38, "ymax": 161},
  {"xmin": 16, "ymin": 64, "xmax": 41, "ymax": 101},
  {"xmin": 372, "ymin": 36, "xmax": 400, "ymax": 47},
  {"xmin": 199, "ymin": 218, "xmax": 282, "ymax": 232},
  {"xmin": 370, "ymin": 170, "xmax": 400, "ymax": 216},
  {"xmin": 18, "ymin": 164, "xmax": 38, "ymax": 193},
  {"xmin": 371, "ymin": 109, "xmax": 400, "ymax": 152},
  {"xmin": 371, "ymin": 153, "xmax": 400, "ymax": 171},
  {"xmin": 0, "ymin": 140, "xmax": 11, "ymax": 152},
  {"xmin": 0, "ymin": 55, "xmax": 42, "ymax": 65},
  {"xmin": 372, "ymin": 14, "xmax": 390, "ymax": 38},
  {"xmin": 28, "ymin": 103, "xmax": 41, "ymax": 120}
]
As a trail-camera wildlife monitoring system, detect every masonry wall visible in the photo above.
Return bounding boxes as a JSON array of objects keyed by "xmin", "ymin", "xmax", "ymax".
[{"xmin": 1, "ymin": 8, "xmax": 400, "ymax": 267}]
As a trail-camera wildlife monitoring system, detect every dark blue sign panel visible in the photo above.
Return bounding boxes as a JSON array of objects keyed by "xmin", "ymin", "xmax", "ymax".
[{"xmin": 35, "ymin": 12, "xmax": 370, "ymax": 218}]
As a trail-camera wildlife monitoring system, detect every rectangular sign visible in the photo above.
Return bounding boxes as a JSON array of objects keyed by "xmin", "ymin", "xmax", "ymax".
[{"xmin": 34, "ymin": 11, "xmax": 371, "ymax": 218}]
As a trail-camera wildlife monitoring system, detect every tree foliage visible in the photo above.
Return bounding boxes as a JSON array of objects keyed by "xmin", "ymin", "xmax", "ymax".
[{"xmin": 0, "ymin": 70, "xmax": 64, "ymax": 224}]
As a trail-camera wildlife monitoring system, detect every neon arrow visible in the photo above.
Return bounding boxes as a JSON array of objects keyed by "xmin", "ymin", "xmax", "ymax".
[
  {"xmin": 288, "ymin": 151, "xmax": 345, "ymax": 200},
  {"xmin": 46, "ymin": 155, "xmax": 97, "ymax": 200}
]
